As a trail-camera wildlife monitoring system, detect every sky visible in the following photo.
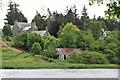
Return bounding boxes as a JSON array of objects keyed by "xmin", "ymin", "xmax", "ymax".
[{"xmin": 0, "ymin": 0, "xmax": 108, "ymax": 29}]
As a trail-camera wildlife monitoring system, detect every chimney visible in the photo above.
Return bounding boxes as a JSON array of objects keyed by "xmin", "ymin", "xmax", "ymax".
[
  {"xmin": 31, "ymin": 21, "xmax": 36, "ymax": 27},
  {"xmin": 46, "ymin": 26, "xmax": 48, "ymax": 32},
  {"xmin": 14, "ymin": 20, "xmax": 18, "ymax": 25},
  {"xmin": 31, "ymin": 21, "xmax": 38, "ymax": 31}
]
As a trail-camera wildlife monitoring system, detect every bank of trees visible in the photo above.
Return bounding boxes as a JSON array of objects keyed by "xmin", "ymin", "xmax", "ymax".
[
  {"xmin": 12, "ymin": 23, "xmax": 119, "ymax": 64},
  {"xmin": 3, "ymin": 1, "xmax": 119, "ymax": 64}
]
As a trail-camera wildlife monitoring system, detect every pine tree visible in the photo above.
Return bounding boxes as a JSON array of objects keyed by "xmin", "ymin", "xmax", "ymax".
[
  {"xmin": 80, "ymin": 5, "xmax": 89, "ymax": 30},
  {"xmin": 81, "ymin": 5, "xmax": 89, "ymax": 21},
  {"xmin": 32, "ymin": 11, "xmax": 47, "ymax": 30},
  {"xmin": 5, "ymin": 0, "xmax": 27, "ymax": 25}
]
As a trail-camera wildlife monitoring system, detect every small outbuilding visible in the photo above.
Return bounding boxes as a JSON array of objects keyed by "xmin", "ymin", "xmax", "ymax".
[{"xmin": 56, "ymin": 48, "xmax": 82, "ymax": 60}]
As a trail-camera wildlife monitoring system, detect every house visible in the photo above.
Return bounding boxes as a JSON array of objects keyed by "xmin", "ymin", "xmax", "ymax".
[
  {"xmin": 12, "ymin": 20, "xmax": 38, "ymax": 37},
  {"xmin": 56, "ymin": 48, "xmax": 82, "ymax": 60},
  {"xmin": 32, "ymin": 27, "xmax": 50, "ymax": 37}
]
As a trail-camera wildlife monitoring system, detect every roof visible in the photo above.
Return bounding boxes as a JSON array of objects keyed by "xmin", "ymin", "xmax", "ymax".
[
  {"xmin": 32, "ymin": 31, "xmax": 46, "ymax": 36},
  {"xmin": 22, "ymin": 26, "xmax": 31, "ymax": 31},
  {"xmin": 56, "ymin": 48, "xmax": 82, "ymax": 55},
  {"xmin": 18, "ymin": 22, "xmax": 31, "ymax": 28}
]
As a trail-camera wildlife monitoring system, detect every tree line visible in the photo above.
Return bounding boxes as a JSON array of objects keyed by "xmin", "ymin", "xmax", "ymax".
[{"xmin": 3, "ymin": 0, "xmax": 119, "ymax": 38}]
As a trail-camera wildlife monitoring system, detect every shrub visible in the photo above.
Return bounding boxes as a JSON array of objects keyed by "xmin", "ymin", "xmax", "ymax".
[
  {"xmin": 81, "ymin": 51, "xmax": 108, "ymax": 64},
  {"xmin": 67, "ymin": 52, "xmax": 81, "ymax": 63},
  {"xmin": 27, "ymin": 33, "xmax": 44, "ymax": 50},
  {"xmin": 5, "ymin": 36, "xmax": 12, "ymax": 41},
  {"xmin": 2, "ymin": 24, "xmax": 12, "ymax": 36},
  {"xmin": 13, "ymin": 33, "xmax": 28, "ymax": 49},
  {"xmin": 41, "ymin": 48, "xmax": 58, "ymax": 59},
  {"xmin": 31, "ymin": 42, "xmax": 42, "ymax": 55},
  {"xmin": 104, "ymin": 49, "xmax": 118, "ymax": 64}
]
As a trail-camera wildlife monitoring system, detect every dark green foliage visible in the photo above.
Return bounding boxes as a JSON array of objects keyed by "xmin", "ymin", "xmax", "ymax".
[
  {"xmin": 67, "ymin": 52, "xmax": 81, "ymax": 63},
  {"xmin": 104, "ymin": 49, "xmax": 118, "ymax": 64},
  {"xmin": 80, "ymin": 5, "xmax": 89, "ymax": 30},
  {"xmin": 105, "ymin": 20, "xmax": 119, "ymax": 31},
  {"xmin": 5, "ymin": 36, "xmax": 12, "ymax": 41},
  {"xmin": 47, "ymin": 6, "xmax": 82, "ymax": 37},
  {"xmin": 13, "ymin": 33, "xmax": 28, "ymax": 49},
  {"xmin": 32, "ymin": 42, "xmax": 42, "ymax": 55},
  {"xmin": 5, "ymin": 1, "xmax": 27, "ymax": 25},
  {"xmin": 27, "ymin": 33, "xmax": 44, "ymax": 50},
  {"xmin": 80, "ymin": 51, "xmax": 108, "ymax": 64},
  {"xmin": 2, "ymin": 24, "xmax": 12, "ymax": 36},
  {"xmin": 32, "ymin": 12, "xmax": 47, "ymax": 30},
  {"xmin": 81, "ymin": 5, "xmax": 89, "ymax": 20},
  {"xmin": 88, "ymin": 20, "xmax": 103, "ymax": 40}
]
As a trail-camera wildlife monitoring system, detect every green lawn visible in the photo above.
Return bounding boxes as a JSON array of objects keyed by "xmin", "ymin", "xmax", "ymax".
[{"xmin": 1, "ymin": 48, "xmax": 119, "ymax": 69}]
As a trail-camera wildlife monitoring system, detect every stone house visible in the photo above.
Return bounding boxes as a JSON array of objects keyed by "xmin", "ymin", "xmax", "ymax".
[
  {"xmin": 12, "ymin": 20, "xmax": 50, "ymax": 37},
  {"xmin": 56, "ymin": 48, "xmax": 82, "ymax": 60},
  {"xmin": 12, "ymin": 20, "xmax": 38, "ymax": 37}
]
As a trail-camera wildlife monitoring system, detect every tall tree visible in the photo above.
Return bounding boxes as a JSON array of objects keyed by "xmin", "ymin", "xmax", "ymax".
[
  {"xmin": 59, "ymin": 23, "xmax": 80, "ymax": 48},
  {"xmin": 81, "ymin": 5, "xmax": 89, "ymax": 20},
  {"xmin": 32, "ymin": 11, "xmax": 47, "ymax": 30},
  {"xmin": 47, "ymin": 10, "xmax": 64, "ymax": 37},
  {"xmin": 80, "ymin": 5, "xmax": 89, "ymax": 30},
  {"xmin": 88, "ymin": 20, "xmax": 103, "ymax": 40},
  {"xmin": 5, "ymin": 0, "xmax": 27, "ymax": 25},
  {"xmin": 47, "ymin": 6, "xmax": 81, "ymax": 37}
]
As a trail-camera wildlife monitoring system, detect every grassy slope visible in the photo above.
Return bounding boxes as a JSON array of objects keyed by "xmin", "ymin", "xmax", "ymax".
[{"xmin": 1, "ymin": 48, "xmax": 119, "ymax": 69}]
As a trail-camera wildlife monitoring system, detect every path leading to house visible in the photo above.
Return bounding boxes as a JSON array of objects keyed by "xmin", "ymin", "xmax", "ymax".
[{"xmin": 2, "ymin": 42, "xmax": 28, "ymax": 53}]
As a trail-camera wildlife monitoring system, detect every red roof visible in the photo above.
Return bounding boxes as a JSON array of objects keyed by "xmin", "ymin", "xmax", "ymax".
[{"xmin": 56, "ymin": 48, "xmax": 82, "ymax": 55}]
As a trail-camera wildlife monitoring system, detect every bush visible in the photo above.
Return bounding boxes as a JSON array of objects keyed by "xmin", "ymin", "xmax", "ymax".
[
  {"xmin": 67, "ymin": 52, "xmax": 81, "ymax": 63},
  {"xmin": 31, "ymin": 42, "xmax": 42, "ymax": 55},
  {"xmin": 104, "ymin": 49, "xmax": 118, "ymax": 64},
  {"xmin": 27, "ymin": 33, "xmax": 44, "ymax": 50},
  {"xmin": 13, "ymin": 33, "xmax": 28, "ymax": 49},
  {"xmin": 2, "ymin": 24, "xmax": 12, "ymax": 36},
  {"xmin": 41, "ymin": 48, "xmax": 58, "ymax": 59},
  {"xmin": 81, "ymin": 51, "xmax": 108, "ymax": 64},
  {"xmin": 5, "ymin": 36, "xmax": 12, "ymax": 41}
]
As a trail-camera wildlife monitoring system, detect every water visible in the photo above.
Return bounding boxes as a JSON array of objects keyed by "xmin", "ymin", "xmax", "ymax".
[{"xmin": 0, "ymin": 69, "xmax": 119, "ymax": 78}]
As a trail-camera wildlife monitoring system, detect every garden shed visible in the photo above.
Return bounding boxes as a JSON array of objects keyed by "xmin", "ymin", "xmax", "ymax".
[{"xmin": 56, "ymin": 48, "xmax": 82, "ymax": 60}]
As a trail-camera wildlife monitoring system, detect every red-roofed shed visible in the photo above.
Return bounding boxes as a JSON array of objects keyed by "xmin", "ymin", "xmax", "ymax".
[{"xmin": 56, "ymin": 48, "xmax": 82, "ymax": 60}]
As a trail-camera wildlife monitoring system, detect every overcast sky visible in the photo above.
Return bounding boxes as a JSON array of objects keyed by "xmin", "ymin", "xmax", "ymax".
[{"xmin": 0, "ymin": 0, "xmax": 108, "ymax": 29}]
